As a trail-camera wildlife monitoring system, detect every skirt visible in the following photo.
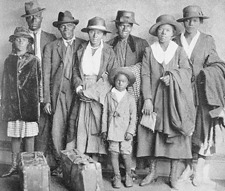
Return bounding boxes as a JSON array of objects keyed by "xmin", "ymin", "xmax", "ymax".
[{"xmin": 7, "ymin": 120, "xmax": 39, "ymax": 138}]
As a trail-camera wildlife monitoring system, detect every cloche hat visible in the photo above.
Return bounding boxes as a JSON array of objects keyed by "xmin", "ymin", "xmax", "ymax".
[{"xmin": 9, "ymin": 26, "xmax": 34, "ymax": 43}]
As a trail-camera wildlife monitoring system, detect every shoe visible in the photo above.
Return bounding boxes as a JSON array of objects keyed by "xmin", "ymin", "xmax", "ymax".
[
  {"xmin": 112, "ymin": 174, "xmax": 121, "ymax": 189},
  {"xmin": 125, "ymin": 173, "xmax": 133, "ymax": 187},
  {"xmin": 1, "ymin": 153, "xmax": 18, "ymax": 178},
  {"xmin": 178, "ymin": 165, "xmax": 193, "ymax": 182},
  {"xmin": 51, "ymin": 166, "xmax": 62, "ymax": 177}
]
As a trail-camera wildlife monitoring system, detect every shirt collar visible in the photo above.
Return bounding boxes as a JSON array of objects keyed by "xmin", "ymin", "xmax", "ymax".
[{"xmin": 62, "ymin": 35, "xmax": 76, "ymax": 46}]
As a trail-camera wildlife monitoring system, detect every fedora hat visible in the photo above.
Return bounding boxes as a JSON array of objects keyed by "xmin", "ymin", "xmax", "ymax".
[
  {"xmin": 113, "ymin": 10, "xmax": 139, "ymax": 25},
  {"xmin": 53, "ymin": 11, "xmax": 79, "ymax": 27},
  {"xmin": 177, "ymin": 5, "xmax": 209, "ymax": 22},
  {"xmin": 109, "ymin": 67, "xmax": 136, "ymax": 87},
  {"xmin": 9, "ymin": 26, "xmax": 34, "ymax": 43},
  {"xmin": 21, "ymin": 0, "xmax": 45, "ymax": 17},
  {"xmin": 81, "ymin": 17, "xmax": 111, "ymax": 33},
  {"xmin": 149, "ymin": 14, "xmax": 183, "ymax": 36}
]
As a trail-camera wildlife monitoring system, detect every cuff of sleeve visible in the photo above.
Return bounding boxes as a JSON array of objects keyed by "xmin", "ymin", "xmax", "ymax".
[{"xmin": 76, "ymin": 86, "xmax": 82, "ymax": 93}]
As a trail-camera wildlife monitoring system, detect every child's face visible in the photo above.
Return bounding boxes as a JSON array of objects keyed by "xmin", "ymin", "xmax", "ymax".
[
  {"xmin": 14, "ymin": 37, "xmax": 29, "ymax": 52},
  {"xmin": 115, "ymin": 73, "xmax": 129, "ymax": 92}
]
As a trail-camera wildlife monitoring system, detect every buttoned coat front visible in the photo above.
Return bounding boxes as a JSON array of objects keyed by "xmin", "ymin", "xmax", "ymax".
[{"xmin": 102, "ymin": 91, "xmax": 137, "ymax": 142}]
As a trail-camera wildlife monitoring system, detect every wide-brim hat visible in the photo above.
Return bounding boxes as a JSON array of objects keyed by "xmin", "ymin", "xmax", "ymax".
[
  {"xmin": 21, "ymin": 0, "xmax": 45, "ymax": 17},
  {"xmin": 9, "ymin": 26, "xmax": 34, "ymax": 43},
  {"xmin": 113, "ymin": 10, "xmax": 139, "ymax": 25},
  {"xmin": 177, "ymin": 5, "xmax": 209, "ymax": 22},
  {"xmin": 81, "ymin": 16, "xmax": 111, "ymax": 33},
  {"xmin": 149, "ymin": 14, "xmax": 183, "ymax": 36},
  {"xmin": 53, "ymin": 11, "xmax": 79, "ymax": 27},
  {"xmin": 109, "ymin": 67, "xmax": 136, "ymax": 87}
]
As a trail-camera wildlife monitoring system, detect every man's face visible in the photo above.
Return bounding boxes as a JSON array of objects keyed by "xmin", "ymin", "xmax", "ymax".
[
  {"xmin": 26, "ymin": 12, "xmax": 43, "ymax": 31},
  {"xmin": 58, "ymin": 23, "xmax": 76, "ymax": 40},
  {"xmin": 116, "ymin": 22, "xmax": 133, "ymax": 39}
]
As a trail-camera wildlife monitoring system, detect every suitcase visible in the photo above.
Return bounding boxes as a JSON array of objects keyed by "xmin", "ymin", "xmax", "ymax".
[
  {"xmin": 19, "ymin": 152, "xmax": 50, "ymax": 191},
  {"xmin": 61, "ymin": 149, "xmax": 104, "ymax": 191}
]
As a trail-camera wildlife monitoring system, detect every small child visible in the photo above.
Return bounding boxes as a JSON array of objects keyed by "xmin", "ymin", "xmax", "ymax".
[
  {"xmin": 1, "ymin": 27, "xmax": 41, "ymax": 178},
  {"xmin": 102, "ymin": 67, "xmax": 137, "ymax": 188}
]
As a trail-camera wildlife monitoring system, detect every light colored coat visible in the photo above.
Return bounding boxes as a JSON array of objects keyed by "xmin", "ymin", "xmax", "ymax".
[{"xmin": 102, "ymin": 91, "xmax": 137, "ymax": 142}]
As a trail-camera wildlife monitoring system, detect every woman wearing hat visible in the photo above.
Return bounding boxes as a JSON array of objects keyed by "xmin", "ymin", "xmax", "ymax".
[
  {"xmin": 72, "ymin": 17, "xmax": 117, "ymax": 159},
  {"xmin": 174, "ymin": 5, "xmax": 225, "ymax": 186},
  {"xmin": 137, "ymin": 15, "xmax": 195, "ymax": 189},
  {"xmin": 1, "ymin": 27, "xmax": 41, "ymax": 178}
]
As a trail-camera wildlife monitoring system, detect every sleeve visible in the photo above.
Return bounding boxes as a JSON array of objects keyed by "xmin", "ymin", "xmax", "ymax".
[
  {"xmin": 101, "ymin": 94, "xmax": 109, "ymax": 133},
  {"xmin": 36, "ymin": 58, "xmax": 42, "ymax": 102},
  {"xmin": 126, "ymin": 96, "xmax": 137, "ymax": 135},
  {"xmin": 141, "ymin": 47, "xmax": 152, "ymax": 100},
  {"xmin": 42, "ymin": 43, "xmax": 52, "ymax": 104}
]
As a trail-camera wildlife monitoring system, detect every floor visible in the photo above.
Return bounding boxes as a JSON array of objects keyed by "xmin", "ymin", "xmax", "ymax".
[{"xmin": 0, "ymin": 164, "xmax": 225, "ymax": 191}]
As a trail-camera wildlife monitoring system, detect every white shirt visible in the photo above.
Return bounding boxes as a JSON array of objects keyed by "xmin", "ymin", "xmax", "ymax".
[
  {"xmin": 180, "ymin": 30, "xmax": 200, "ymax": 59},
  {"xmin": 29, "ymin": 28, "xmax": 42, "ymax": 62},
  {"xmin": 151, "ymin": 40, "xmax": 178, "ymax": 65},
  {"xmin": 111, "ymin": 87, "xmax": 127, "ymax": 103},
  {"xmin": 62, "ymin": 35, "xmax": 76, "ymax": 47}
]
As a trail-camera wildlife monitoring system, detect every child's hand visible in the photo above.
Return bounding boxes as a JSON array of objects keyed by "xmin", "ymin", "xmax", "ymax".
[
  {"xmin": 160, "ymin": 75, "xmax": 170, "ymax": 86},
  {"xmin": 101, "ymin": 132, "xmax": 107, "ymax": 141},
  {"xmin": 125, "ymin": 132, "xmax": 133, "ymax": 141}
]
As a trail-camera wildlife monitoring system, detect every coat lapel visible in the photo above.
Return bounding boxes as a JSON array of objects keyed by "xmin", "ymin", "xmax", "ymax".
[
  {"xmin": 190, "ymin": 33, "xmax": 203, "ymax": 63},
  {"xmin": 76, "ymin": 43, "xmax": 87, "ymax": 80}
]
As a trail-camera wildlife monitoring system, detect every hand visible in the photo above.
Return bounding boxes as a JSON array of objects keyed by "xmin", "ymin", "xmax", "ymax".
[
  {"xmin": 101, "ymin": 132, "xmax": 107, "ymax": 141},
  {"xmin": 78, "ymin": 90, "xmax": 92, "ymax": 102},
  {"xmin": 125, "ymin": 132, "xmax": 133, "ymax": 141},
  {"xmin": 160, "ymin": 75, "xmax": 170, "ymax": 86},
  {"xmin": 142, "ymin": 99, "xmax": 153, "ymax": 115},
  {"xmin": 44, "ymin": 103, "xmax": 51, "ymax": 115},
  {"xmin": 65, "ymin": 140, "xmax": 75, "ymax": 150}
]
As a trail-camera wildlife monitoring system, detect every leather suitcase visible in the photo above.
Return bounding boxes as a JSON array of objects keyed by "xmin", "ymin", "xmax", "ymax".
[
  {"xmin": 61, "ymin": 149, "xmax": 104, "ymax": 191},
  {"xmin": 19, "ymin": 152, "xmax": 50, "ymax": 191}
]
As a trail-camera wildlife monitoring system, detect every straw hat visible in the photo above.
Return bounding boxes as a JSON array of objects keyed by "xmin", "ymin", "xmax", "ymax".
[
  {"xmin": 53, "ymin": 11, "xmax": 79, "ymax": 27},
  {"xmin": 177, "ymin": 5, "xmax": 209, "ymax": 22},
  {"xmin": 149, "ymin": 14, "xmax": 183, "ymax": 36},
  {"xmin": 109, "ymin": 67, "xmax": 136, "ymax": 87},
  {"xmin": 21, "ymin": 0, "xmax": 45, "ymax": 17},
  {"xmin": 81, "ymin": 17, "xmax": 111, "ymax": 33}
]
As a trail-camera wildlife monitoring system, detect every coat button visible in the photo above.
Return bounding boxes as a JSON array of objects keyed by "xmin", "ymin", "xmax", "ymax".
[
  {"xmin": 18, "ymin": 85, "xmax": 22, "ymax": 89},
  {"xmin": 18, "ymin": 70, "xmax": 21, "ymax": 73}
]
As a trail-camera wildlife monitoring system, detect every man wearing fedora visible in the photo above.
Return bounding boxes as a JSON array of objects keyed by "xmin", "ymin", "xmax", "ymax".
[
  {"xmin": 43, "ymin": 10, "xmax": 85, "ymax": 175},
  {"xmin": 21, "ymin": 0, "xmax": 56, "ymax": 153},
  {"xmin": 107, "ymin": 10, "xmax": 149, "ymax": 177}
]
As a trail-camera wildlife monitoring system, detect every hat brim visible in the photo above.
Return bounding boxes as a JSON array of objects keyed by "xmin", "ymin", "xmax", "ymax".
[
  {"xmin": 109, "ymin": 67, "xmax": 136, "ymax": 87},
  {"xmin": 9, "ymin": 34, "xmax": 34, "ymax": 43},
  {"xmin": 21, "ymin": 8, "xmax": 46, "ymax": 17},
  {"xmin": 53, "ymin": 20, "xmax": 79, "ymax": 27},
  {"xmin": 81, "ymin": 27, "xmax": 111, "ymax": 33},
  {"xmin": 177, "ymin": 16, "xmax": 209, "ymax": 22},
  {"xmin": 149, "ymin": 21, "xmax": 183, "ymax": 36},
  {"xmin": 113, "ymin": 20, "xmax": 139, "ymax": 26}
]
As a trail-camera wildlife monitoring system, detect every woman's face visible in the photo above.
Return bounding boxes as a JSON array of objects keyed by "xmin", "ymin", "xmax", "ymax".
[
  {"xmin": 157, "ymin": 24, "xmax": 174, "ymax": 43},
  {"xmin": 88, "ymin": 29, "xmax": 104, "ymax": 47},
  {"xmin": 183, "ymin": 17, "xmax": 201, "ymax": 34},
  {"xmin": 115, "ymin": 73, "xmax": 129, "ymax": 92},
  {"xmin": 14, "ymin": 37, "xmax": 29, "ymax": 52}
]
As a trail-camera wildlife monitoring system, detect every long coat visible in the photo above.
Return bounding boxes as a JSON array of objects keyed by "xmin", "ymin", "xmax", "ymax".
[
  {"xmin": 43, "ymin": 37, "xmax": 86, "ymax": 112},
  {"xmin": 1, "ymin": 53, "xmax": 41, "ymax": 122},
  {"xmin": 137, "ymin": 45, "xmax": 193, "ymax": 159},
  {"xmin": 40, "ymin": 31, "xmax": 56, "ymax": 58},
  {"xmin": 72, "ymin": 42, "xmax": 117, "ymax": 154},
  {"xmin": 102, "ymin": 91, "xmax": 137, "ymax": 142},
  {"xmin": 174, "ymin": 32, "xmax": 225, "ymax": 154}
]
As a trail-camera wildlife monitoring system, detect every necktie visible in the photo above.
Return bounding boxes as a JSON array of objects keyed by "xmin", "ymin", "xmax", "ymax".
[
  {"xmin": 33, "ymin": 31, "xmax": 38, "ymax": 55},
  {"xmin": 64, "ymin": 42, "xmax": 73, "ymax": 80}
]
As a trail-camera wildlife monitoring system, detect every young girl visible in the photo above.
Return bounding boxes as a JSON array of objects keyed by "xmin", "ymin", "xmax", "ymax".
[
  {"xmin": 1, "ymin": 27, "xmax": 41, "ymax": 178},
  {"xmin": 101, "ymin": 67, "xmax": 136, "ymax": 188}
]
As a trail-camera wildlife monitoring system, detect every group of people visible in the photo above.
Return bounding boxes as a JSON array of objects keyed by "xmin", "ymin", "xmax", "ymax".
[{"xmin": 1, "ymin": 0, "xmax": 225, "ymax": 190}]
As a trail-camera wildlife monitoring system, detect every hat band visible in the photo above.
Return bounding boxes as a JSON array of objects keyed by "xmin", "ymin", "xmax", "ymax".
[
  {"xmin": 87, "ymin": 25, "xmax": 107, "ymax": 31},
  {"xmin": 119, "ymin": 17, "xmax": 135, "ymax": 23},
  {"xmin": 183, "ymin": 11, "xmax": 204, "ymax": 18},
  {"xmin": 25, "ymin": 7, "xmax": 42, "ymax": 15}
]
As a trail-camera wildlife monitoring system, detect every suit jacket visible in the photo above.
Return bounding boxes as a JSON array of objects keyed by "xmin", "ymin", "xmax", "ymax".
[
  {"xmin": 40, "ymin": 30, "xmax": 56, "ymax": 58},
  {"xmin": 107, "ymin": 35, "xmax": 149, "ymax": 66},
  {"xmin": 73, "ymin": 42, "xmax": 118, "ymax": 89},
  {"xmin": 102, "ymin": 91, "xmax": 137, "ymax": 142},
  {"xmin": 43, "ymin": 37, "xmax": 86, "ymax": 112}
]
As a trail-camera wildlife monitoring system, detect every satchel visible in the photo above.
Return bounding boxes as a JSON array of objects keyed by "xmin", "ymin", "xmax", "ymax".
[{"xmin": 140, "ymin": 112, "xmax": 157, "ymax": 132}]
